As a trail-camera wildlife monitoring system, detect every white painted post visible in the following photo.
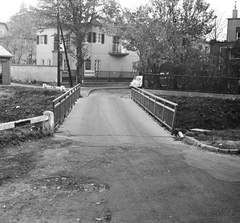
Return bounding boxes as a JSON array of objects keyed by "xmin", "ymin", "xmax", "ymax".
[{"xmin": 42, "ymin": 111, "xmax": 54, "ymax": 136}]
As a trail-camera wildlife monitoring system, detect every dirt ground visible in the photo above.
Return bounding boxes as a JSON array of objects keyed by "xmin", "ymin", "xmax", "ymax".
[
  {"xmin": 0, "ymin": 139, "xmax": 113, "ymax": 222},
  {"xmin": 0, "ymin": 138, "xmax": 239, "ymax": 223}
]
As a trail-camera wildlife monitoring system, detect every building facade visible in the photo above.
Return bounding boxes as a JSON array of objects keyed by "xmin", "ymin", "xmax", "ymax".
[
  {"xmin": 227, "ymin": 3, "xmax": 240, "ymax": 42},
  {"xmin": 36, "ymin": 26, "xmax": 139, "ymax": 80},
  {"xmin": 210, "ymin": 3, "xmax": 240, "ymax": 56}
]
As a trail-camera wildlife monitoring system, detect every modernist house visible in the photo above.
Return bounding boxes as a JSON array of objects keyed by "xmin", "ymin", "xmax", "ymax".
[{"xmin": 36, "ymin": 26, "xmax": 139, "ymax": 82}]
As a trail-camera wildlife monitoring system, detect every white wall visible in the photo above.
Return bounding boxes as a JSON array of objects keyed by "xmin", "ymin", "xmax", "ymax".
[{"xmin": 11, "ymin": 65, "xmax": 58, "ymax": 84}]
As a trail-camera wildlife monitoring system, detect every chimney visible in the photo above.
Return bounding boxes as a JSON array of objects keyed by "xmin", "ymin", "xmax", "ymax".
[{"xmin": 233, "ymin": 1, "xmax": 238, "ymax": 18}]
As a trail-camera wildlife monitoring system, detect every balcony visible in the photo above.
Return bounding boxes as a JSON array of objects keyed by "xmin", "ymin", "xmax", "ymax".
[{"xmin": 108, "ymin": 44, "xmax": 129, "ymax": 56}]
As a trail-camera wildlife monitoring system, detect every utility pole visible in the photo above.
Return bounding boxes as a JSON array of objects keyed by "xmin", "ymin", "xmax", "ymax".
[
  {"xmin": 60, "ymin": 23, "xmax": 73, "ymax": 87},
  {"xmin": 56, "ymin": 0, "xmax": 61, "ymax": 87}
]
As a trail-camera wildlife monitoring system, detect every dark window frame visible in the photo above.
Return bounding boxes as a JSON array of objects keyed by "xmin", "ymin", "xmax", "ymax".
[{"xmin": 85, "ymin": 59, "xmax": 91, "ymax": 70}]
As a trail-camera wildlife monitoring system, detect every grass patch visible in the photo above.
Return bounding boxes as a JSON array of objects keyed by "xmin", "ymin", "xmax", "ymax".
[
  {"xmin": 0, "ymin": 86, "xmax": 63, "ymax": 147},
  {"xmin": 159, "ymin": 95, "xmax": 240, "ymax": 150}
]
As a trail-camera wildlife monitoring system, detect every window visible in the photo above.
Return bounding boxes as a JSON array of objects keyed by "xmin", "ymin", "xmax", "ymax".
[
  {"xmin": 93, "ymin": 32, "xmax": 96, "ymax": 43},
  {"xmin": 113, "ymin": 36, "xmax": 120, "ymax": 44},
  {"xmin": 87, "ymin": 32, "xmax": 92, "ymax": 43},
  {"xmin": 47, "ymin": 59, "xmax": 51, "ymax": 65},
  {"xmin": 41, "ymin": 59, "xmax": 44, "ymax": 65},
  {"xmin": 40, "ymin": 35, "xmax": 45, "ymax": 44},
  {"xmin": 237, "ymin": 32, "xmax": 240, "ymax": 40},
  {"xmin": 65, "ymin": 34, "xmax": 70, "ymax": 50},
  {"xmin": 0, "ymin": 64, "xmax": 2, "ymax": 84},
  {"xmin": 85, "ymin": 59, "xmax": 91, "ymax": 70},
  {"xmin": 236, "ymin": 27, "xmax": 240, "ymax": 40},
  {"xmin": 113, "ymin": 36, "xmax": 121, "ymax": 52},
  {"xmin": 96, "ymin": 33, "xmax": 101, "ymax": 43},
  {"xmin": 101, "ymin": 34, "xmax": 105, "ymax": 44},
  {"xmin": 95, "ymin": 60, "xmax": 101, "ymax": 75},
  {"xmin": 0, "ymin": 29, "xmax": 4, "ymax": 38},
  {"xmin": 86, "ymin": 32, "xmax": 104, "ymax": 44},
  {"xmin": 54, "ymin": 34, "xmax": 58, "ymax": 50},
  {"xmin": 37, "ymin": 35, "xmax": 47, "ymax": 45},
  {"xmin": 63, "ymin": 59, "xmax": 69, "ymax": 70}
]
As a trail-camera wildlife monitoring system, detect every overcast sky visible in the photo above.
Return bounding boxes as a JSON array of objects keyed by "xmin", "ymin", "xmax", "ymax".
[{"xmin": 0, "ymin": 0, "xmax": 237, "ymax": 37}]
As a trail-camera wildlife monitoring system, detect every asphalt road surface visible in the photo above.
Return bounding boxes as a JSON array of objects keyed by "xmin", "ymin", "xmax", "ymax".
[{"xmin": 50, "ymin": 88, "xmax": 240, "ymax": 223}]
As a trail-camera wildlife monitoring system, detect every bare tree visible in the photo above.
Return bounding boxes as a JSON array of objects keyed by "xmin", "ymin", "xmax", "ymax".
[
  {"xmin": 33, "ymin": 0, "xmax": 121, "ymax": 83},
  {"xmin": 1, "ymin": 3, "xmax": 36, "ymax": 64}
]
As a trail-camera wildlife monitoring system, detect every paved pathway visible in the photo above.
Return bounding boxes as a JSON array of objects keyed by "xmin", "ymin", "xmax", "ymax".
[{"xmin": 52, "ymin": 88, "xmax": 240, "ymax": 222}]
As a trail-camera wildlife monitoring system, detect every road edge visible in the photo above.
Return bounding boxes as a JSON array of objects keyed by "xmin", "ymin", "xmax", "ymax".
[{"xmin": 183, "ymin": 136, "xmax": 240, "ymax": 155}]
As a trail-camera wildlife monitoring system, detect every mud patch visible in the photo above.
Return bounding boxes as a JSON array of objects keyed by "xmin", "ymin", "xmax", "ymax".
[
  {"xmin": 106, "ymin": 146, "xmax": 132, "ymax": 154},
  {"xmin": 65, "ymin": 156, "xmax": 113, "ymax": 169},
  {"xmin": 33, "ymin": 174, "xmax": 110, "ymax": 193}
]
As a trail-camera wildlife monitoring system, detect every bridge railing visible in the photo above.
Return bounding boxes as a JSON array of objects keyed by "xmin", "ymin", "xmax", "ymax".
[
  {"xmin": 131, "ymin": 87, "xmax": 178, "ymax": 135},
  {"xmin": 53, "ymin": 83, "xmax": 81, "ymax": 127}
]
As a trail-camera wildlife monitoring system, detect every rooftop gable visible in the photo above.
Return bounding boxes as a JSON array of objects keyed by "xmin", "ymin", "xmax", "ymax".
[
  {"xmin": 0, "ymin": 22, "xmax": 9, "ymax": 31},
  {"xmin": 0, "ymin": 45, "xmax": 12, "ymax": 57}
]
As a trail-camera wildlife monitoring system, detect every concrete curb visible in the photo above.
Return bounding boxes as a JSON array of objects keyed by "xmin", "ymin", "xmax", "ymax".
[
  {"xmin": 183, "ymin": 136, "xmax": 240, "ymax": 155},
  {"xmin": 86, "ymin": 86, "xmax": 130, "ymax": 97}
]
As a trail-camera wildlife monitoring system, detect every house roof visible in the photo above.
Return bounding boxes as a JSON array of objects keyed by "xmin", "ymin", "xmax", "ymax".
[
  {"xmin": 0, "ymin": 22, "xmax": 9, "ymax": 31},
  {"xmin": 0, "ymin": 45, "xmax": 12, "ymax": 57}
]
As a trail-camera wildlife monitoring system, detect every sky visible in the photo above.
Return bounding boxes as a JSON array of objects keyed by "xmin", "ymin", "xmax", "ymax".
[{"xmin": 0, "ymin": 0, "xmax": 237, "ymax": 37}]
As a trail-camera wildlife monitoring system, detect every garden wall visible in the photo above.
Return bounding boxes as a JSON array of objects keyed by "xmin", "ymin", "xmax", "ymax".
[{"xmin": 11, "ymin": 65, "xmax": 58, "ymax": 85}]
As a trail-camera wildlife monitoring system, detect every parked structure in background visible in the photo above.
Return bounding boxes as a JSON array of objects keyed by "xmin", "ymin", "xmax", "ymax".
[
  {"xmin": 36, "ymin": 26, "xmax": 139, "ymax": 84},
  {"xmin": 0, "ymin": 45, "xmax": 13, "ymax": 85},
  {"xmin": 194, "ymin": 39, "xmax": 211, "ymax": 55},
  {"xmin": 0, "ymin": 23, "xmax": 9, "ymax": 38}
]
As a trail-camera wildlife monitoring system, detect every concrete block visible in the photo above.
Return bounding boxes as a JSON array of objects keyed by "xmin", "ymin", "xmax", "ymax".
[{"xmin": 42, "ymin": 111, "xmax": 54, "ymax": 136}]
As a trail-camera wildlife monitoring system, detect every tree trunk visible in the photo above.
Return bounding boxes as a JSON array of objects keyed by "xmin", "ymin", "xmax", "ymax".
[{"xmin": 76, "ymin": 44, "xmax": 84, "ymax": 84}]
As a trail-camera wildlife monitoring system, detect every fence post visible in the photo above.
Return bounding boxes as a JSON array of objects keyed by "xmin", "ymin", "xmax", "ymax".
[
  {"xmin": 42, "ymin": 111, "xmax": 54, "ymax": 136},
  {"xmin": 171, "ymin": 105, "xmax": 178, "ymax": 135},
  {"xmin": 154, "ymin": 98, "xmax": 156, "ymax": 115}
]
